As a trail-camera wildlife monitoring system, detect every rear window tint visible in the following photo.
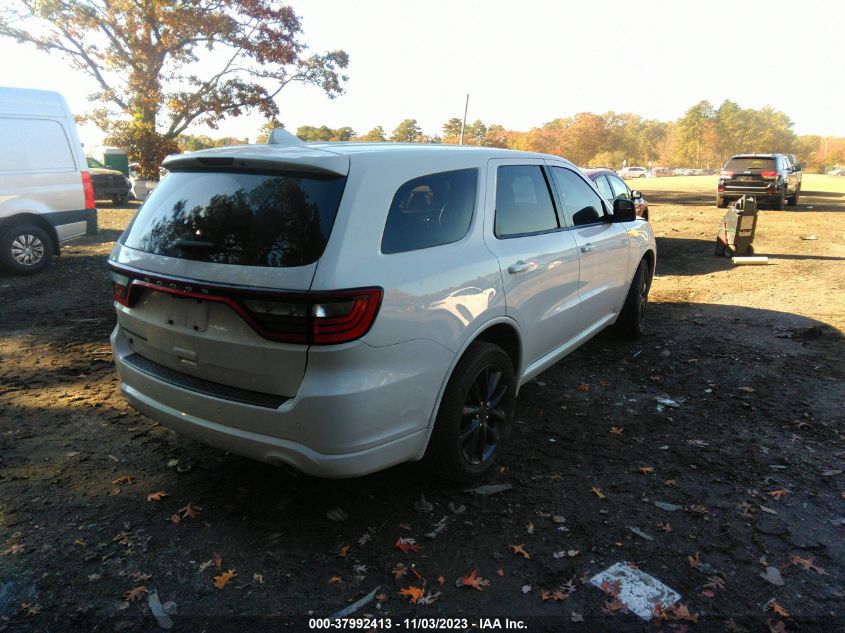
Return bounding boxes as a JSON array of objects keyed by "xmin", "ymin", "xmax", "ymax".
[
  {"xmin": 726, "ymin": 157, "xmax": 776, "ymax": 171},
  {"xmin": 381, "ymin": 169, "xmax": 477, "ymax": 254},
  {"xmin": 122, "ymin": 170, "xmax": 346, "ymax": 267}
]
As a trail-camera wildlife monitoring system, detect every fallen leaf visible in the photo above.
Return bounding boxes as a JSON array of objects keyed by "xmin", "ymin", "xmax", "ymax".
[
  {"xmin": 459, "ymin": 569, "xmax": 490, "ymax": 591},
  {"xmin": 688, "ymin": 552, "xmax": 701, "ymax": 569},
  {"xmin": 395, "ymin": 537, "xmax": 422, "ymax": 553},
  {"xmin": 638, "ymin": 466, "xmax": 655, "ymax": 474},
  {"xmin": 571, "ymin": 611, "xmax": 584, "ymax": 622},
  {"xmin": 768, "ymin": 489, "xmax": 789, "ymax": 500},
  {"xmin": 146, "ymin": 491, "xmax": 168, "ymax": 502},
  {"xmin": 601, "ymin": 580, "xmax": 622, "ymax": 597},
  {"xmin": 603, "ymin": 598, "xmax": 626, "ymax": 614},
  {"xmin": 198, "ymin": 559, "xmax": 214, "ymax": 573},
  {"xmin": 213, "ymin": 569, "xmax": 237, "ymax": 589},
  {"xmin": 398, "ymin": 522, "xmax": 412, "ymax": 531},
  {"xmin": 122, "ymin": 586, "xmax": 147, "ymax": 602},
  {"xmin": 770, "ymin": 601, "xmax": 790, "ymax": 617},
  {"xmin": 496, "ymin": 568, "xmax": 505, "ymax": 577},
  {"xmin": 411, "ymin": 567, "xmax": 423, "ymax": 581},
  {"xmin": 213, "ymin": 552, "xmax": 222, "ymax": 568},
  {"xmin": 111, "ymin": 475, "xmax": 133, "ymax": 485},
  {"xmin": 704, "ymin": 575, "xmax": 725, "ymax": 590},
  {"xmin": 521, "ymin": 584, "xmax": 532, "ymax": 594},
  {"xmin": 509, "ymin": 543, "xmax": 530, "ymax": 559},
  {"xmin": 738, "ymin": 386, "xmax": 755, "ymax": 393},
  {"xmin": 591, "ymin": 487, "xmax": 606, "ymax": 499},
  {"xmin": 686, "ymin": 504, "xmax": 709, "ymax": 515},
  {"xmin": 392, "ymin": 563, "xmax": 407, "ymax": 579},
  {"xmin": 664, "ymin": 479, "xmax": 678, "ymax": 487},
  {"xmin": 610, "ymin": 426, "xmax": 624, "ymax": 435},
  {"xmin": 337, "ymin": 544, "xmax": 350, "ymax": 558},
  {"xmin": 175, "ymin": 503, "xmax": 201, "ymax": 520},
  {"xmin": 790, "ymin": 555, "xmax": 827, "ymax": 575},
  {"xmin": 328, "ymin": 575, "xmax": 343, "ymax": 584},
  {"xmin": 656, "ymin": 521, "xmax": 673, "ymax": 533},
  {"xmin": 437, "ymin": 575, "xmax": 445, "ymax": 585},
  {"xmin": 375, "ymin": 593, "xmax": 388, "ymax": 602},
  {"xmin": 576, "ymin": 383, "xmax": 590, "ymax": 392},
  {"xmin": 417, "ymin": 590, "xmax": 441, "ymax": 605},
  {"xmin": 667, "ymin": 603, "xmax": 699, "ymax": 623},
  {"xmin": 767, "ymin": 619, "xmax": 787, "ymax": 633},
  {"xmin": 399, "ymin": 586, "xmax": 425, "ymax": 604},
  {"xmin": 253, "ymin": 572, "xmax": 264, "ymax": 584},
  {"xmin": 702, "ymin": 589, "xmax": 715, "ymax": 598},
  {"xmin": 526, "ymin": 522, "xmax": 535, "ymax": 534}
]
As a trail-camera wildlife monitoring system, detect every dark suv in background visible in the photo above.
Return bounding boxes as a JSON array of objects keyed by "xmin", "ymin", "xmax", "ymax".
[{"xmin": 717, "ymin": 153, "xmax": 801, "ymax": 209}]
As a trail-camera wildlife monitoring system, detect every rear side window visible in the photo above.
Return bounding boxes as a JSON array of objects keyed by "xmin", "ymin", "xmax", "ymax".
[
  {"xmin": 122, "ymin": 170, "xmax": 346, "ymax": 267},
  {"xmin": 726, "ymin": 157, "xmax": 776, "ymax": 171},
  {"xmin": 381, "ymin": 169, "xmax": 477, "ymax": 254},
  {"xmin": 0, "ymin": 118, "xmax": 76, "ymax": 173},
  {"xmin": 593, "ymin": 175, "xmax": 614, "ymax": 199},
  {"xmin": 550, "ymin": 167, "xmax": 606, "ymax": 226},
  {"xmin": 494, "ymin": 165, "xmax": 558, "ymax": 237}
]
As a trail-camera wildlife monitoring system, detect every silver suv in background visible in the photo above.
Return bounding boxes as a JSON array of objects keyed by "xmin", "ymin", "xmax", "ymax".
[{"xmin": 109, "ymin": 141, "xmax": 656, "ymax": 482}]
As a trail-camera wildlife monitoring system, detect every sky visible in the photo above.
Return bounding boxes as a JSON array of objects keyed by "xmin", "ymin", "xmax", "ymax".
[{"xmin": 1, "ymin": 0, "xmax": 843, "ymax": 147}]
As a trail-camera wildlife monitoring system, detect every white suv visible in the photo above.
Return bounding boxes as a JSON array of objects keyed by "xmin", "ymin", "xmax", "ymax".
[{"xmin": 109, "ymin": 141, "xmax": 656, "ymax": 482}]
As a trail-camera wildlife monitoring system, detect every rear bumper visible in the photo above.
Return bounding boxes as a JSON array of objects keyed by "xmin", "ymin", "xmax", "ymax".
[{"xmin": 111, "ymin": 326, "xmax": 454, "ymax": 477}]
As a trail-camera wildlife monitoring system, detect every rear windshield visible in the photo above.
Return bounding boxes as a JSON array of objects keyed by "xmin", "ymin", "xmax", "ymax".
[
  {"xmin": 122, "ymin": 170, "xmax": 346, "ymax": 267},
  {"xmin": 725, "ymin": 157, "xmax": 775, "ymax": 171}
]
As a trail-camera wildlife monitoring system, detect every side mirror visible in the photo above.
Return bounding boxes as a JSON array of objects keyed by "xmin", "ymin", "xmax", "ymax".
[
  {"xmin": 612, "ymin": 198, "xmax": 637, "ymax": 222},
  {"xmin": 630, "ymin": 190, "xmax": 642, "ymax": 199}
]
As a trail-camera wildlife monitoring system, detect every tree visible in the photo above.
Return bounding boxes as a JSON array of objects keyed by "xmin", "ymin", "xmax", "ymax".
[
  {"xmin": 0, "ymin": 1, "xmax": 349, "ymax": 178},
  {"xmin": 390, "ymin": 119, "xmax": 422, "ymax": 143},
  {"xmin": 255, "ymin": 119, "xmax": 284, "ymax": 144},
  {"xmin": 355, "ymin": 126, "xmax": 387, "ymax": 142},
  {"xmin": 296, "ymin": 125, "xmax": 355, "ymax": 141}
]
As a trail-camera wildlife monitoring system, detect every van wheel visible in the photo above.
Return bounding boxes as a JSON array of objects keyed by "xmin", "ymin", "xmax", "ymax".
[
  {"xmin": 424, "ymin": 342, "xmax": 516, "ymax": 483},
  {"xmin": 0, "ymin": 224, "xmax": 53, "ymax": 275},
  {"xmin": 616, "ymin": 258, "xmax": 650, "ymax": 338}
]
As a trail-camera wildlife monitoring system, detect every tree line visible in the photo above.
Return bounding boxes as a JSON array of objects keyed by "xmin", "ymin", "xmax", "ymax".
[{"xmin": 265, "ymin": 102, "xmax": 842, "ymax": 173}]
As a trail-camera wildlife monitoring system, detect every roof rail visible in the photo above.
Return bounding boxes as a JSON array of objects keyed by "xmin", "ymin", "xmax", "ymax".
[{"xmin": 267, "ymin": 128, "xmax": 303, "ymax": 146}]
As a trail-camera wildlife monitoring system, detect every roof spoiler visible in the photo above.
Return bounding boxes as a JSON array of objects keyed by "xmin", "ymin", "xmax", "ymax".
[{"xmin": 267, "ymin": 128, "xmax": 303, "ymax": 146}]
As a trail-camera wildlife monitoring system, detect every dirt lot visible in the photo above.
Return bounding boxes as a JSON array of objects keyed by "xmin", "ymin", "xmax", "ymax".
[{"xmin": 1, "ymin": 176, "xmax": 844, "ymax": 632}]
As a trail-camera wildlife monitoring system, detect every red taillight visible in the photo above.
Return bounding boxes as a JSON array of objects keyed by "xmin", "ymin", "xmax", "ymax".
[
  {"xmin": 717, "ymin": 185, "xmax": 725, "ymax": 192},
  {"xmin": 719, "ymin": 170, "xmax": 733, "ymax": 179},
  {"xmin": 760, "ymin": 171, "xmax": 778, "ymax": 179},
  {"xmin": 82, "ymin": 171, "xmax": 96, "ymax": 209},
  {"xmin": 312, "ymin": 290, "xmax": 383, "ymax": 344},
  {"xmin": 110, "ymin": 271, "xmax": 132, "ymax": 306}
]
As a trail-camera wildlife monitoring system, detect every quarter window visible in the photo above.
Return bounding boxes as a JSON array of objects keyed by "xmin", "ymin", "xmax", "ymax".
[
  {"xmin": 494, "ymin": 165, "xmax": 558, "ymax": 238},
  {"xmin": 381, "ymin": 169, "xmax": 478, "ymax": 254},
  {"xmin": 550, "ymin": 167, "xmax": 606, "ymax": 226}
]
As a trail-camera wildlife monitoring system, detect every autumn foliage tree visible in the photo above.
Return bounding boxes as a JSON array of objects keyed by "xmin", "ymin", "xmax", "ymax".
[{"xmin": 0, "ymin": 0, "xmax": 349, "ymax": 178}]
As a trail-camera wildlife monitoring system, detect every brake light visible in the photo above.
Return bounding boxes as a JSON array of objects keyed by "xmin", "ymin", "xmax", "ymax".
[
  {"xmin": 82, "ymin": 171, "xmax": 96, "ymax": 209},
  {"xmin": 312, "ymin": 290, "xmax": 382, "ymax": 344},
  {"xmin": 760, "ymin": 171, "xmax": 778, "ymax": 179},
  {"xmin": 110, "ymin": 271, "xmax": 132, "ymax": 306},
  {"xmin": 719, "ymin": 170, "xmax": 733, "ymax": 179}
]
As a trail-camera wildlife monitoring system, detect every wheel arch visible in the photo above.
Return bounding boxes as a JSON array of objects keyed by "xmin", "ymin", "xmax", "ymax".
[{"xmin": 414, "ymin": 316, "xmax": 523, "ymax": 460}]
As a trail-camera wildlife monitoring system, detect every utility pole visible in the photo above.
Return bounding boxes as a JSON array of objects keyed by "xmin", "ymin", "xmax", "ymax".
[{"xmin": 459, "ymin": 94, "xmax": 469, "ymax": 146}]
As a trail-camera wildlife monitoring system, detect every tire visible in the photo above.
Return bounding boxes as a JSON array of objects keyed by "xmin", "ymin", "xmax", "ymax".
[
  {"xmin": 788, "ymin": 187, "xmax": 799, "ymax": 207},
  {"xmin": 0, "ymin": 224, "xmax": 53, "ymax": 275},
  {"xmin": 616, "ymin": 258, "xmax": 651, "ymax": 338},
  {"xmin": 113, "ymin": 193, "xmax": 128, "ymax": 205},
  {"xmin": 424, "ymin": 342, "xmax": 516, "ymax": 483},
  {"xmin": 772, "ymin": 189, "xmax": 785, "ymax": 210}
]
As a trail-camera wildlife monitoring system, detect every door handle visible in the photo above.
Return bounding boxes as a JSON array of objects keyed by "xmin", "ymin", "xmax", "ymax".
[
  {"xmin": 507, "ymin": 261, "xmax": 530, "ymax": 274},
  {"xmin": 580, "ymin": 242, "xmax": 595, "ymax": 253}
]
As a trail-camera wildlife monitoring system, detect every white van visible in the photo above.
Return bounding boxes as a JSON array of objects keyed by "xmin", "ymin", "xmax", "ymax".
[{"xmin": 0, "ymin": 87, "xmax": 97, "ymax": 274}]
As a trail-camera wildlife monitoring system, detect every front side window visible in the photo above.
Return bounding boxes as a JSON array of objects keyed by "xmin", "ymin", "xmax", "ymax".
[
  {"xmin": 122, "ymin": 170, "xmax": 346, "ymax": 267},
  {"xmin": 607, "ymin": 175, "xmax": 631, "ymax": 200},
  {"xmin": 494, "ymin": 165, "xmax": 558, "ymax": 238},
  {"xmin": 593, "ymin": 175, "xmax": 614, "ymax": 199},
  {"xmin": 381, "ymin": 169, "xmax": 478, "ymax": 254},
  {"xmin": 550, "ymin": 167, "xmax": 606, "ymax": 226}
]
